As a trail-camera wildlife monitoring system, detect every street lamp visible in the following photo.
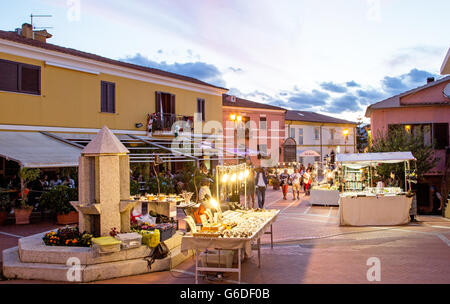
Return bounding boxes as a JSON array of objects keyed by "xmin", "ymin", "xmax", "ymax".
[{"xmin": 343, "ymin": 129, "xmax": 349, "ymax": 153}]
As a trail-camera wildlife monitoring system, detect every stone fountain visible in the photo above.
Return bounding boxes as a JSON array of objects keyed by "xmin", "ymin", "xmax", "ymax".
[
  {"xmin": 71, "ymin": 126, "xmax": 137, "ymax": 237},
  {"xmin": 2, "ymin": 126, "xmax": 192, "ymax": 282}
]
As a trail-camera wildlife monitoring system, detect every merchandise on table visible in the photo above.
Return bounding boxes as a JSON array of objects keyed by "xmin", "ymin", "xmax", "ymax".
[{"xmin": 188, "ymin": 208, "xmax": 278, "ymax": 239}]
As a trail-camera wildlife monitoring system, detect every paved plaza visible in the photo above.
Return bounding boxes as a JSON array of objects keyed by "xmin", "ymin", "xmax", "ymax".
[{"xmin": 1, "ymin": 189, "xmax": 449, "ymax": 284}]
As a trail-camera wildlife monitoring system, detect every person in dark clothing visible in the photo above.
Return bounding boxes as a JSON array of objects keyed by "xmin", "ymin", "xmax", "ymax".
[{"xmin": 255, "ymin": 167, "xmax": 268, "ymax": 208}]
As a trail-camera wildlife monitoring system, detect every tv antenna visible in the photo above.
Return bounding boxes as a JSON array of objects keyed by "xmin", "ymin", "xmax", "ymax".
[{"xmin": 30, "ymin": 14, "xmax": 53, "ymax": 39}]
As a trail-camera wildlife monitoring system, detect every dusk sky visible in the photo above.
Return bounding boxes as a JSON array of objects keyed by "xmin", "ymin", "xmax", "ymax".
[{"xmin": 2, "ymin": 0, "xmax": 449, "ymax": 123}]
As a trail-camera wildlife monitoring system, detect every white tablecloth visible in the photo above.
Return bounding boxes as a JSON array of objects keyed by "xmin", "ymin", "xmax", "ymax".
[
  {"xmin": 181, "ymin": 211, "xmax": 279, "ymax": 255},
  {"xmin": 339, "ymin": 195, "xmax": 413, "ymax": 226},
  {"xmin": 309, "ymin": 189, "xmax": 340, "ymax": 206}
]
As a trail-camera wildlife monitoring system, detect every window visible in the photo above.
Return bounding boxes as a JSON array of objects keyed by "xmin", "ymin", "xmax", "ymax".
[
  {"xmin": 0, "ymin": 59, "xmax": 40, "ymax": 95},
  {"xmin": 330, "ymin": 128, "xmax": 335, "ymax": 140},
  {"xmin": 433, "ymin": 123, "xmax": 449, "ymax": 149},
  {"xmin": 259, "ymin": 117, "xmax": 267, "ymax": 129},
  {"xmin": 100, "ymin": 81, "xmax": 115, "ymax": 113},
  {"xmin": 257, "ymin": 144, "xmax": 268, "ymax": 156},
  {"xmin": 197, "ymin": 98, "xmax": 205, "ymax": 121},
  {"xmin": 314, "ymin": 127, "xmax": 320, "ymax": 140},
  {"xmin": 290, "ymin": 128, "xmax": 295, "ymax": 139},
  {"xmin": 298, "ymin": 128, "xmax": 303, "ymax": 145}
]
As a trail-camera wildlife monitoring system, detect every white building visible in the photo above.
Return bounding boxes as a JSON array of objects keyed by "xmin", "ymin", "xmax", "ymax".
[{"xmin": 284, "ymin": 110, "xmax": 357, "ymax": 165}]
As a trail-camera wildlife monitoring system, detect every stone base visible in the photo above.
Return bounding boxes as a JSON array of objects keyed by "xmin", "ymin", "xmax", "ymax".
[{"xmin": 2, "ymin": 231, "xmax": 192, "ymax": 283}]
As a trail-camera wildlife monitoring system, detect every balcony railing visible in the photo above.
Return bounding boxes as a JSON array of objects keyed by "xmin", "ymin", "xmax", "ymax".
[{"xmin": 152, "ymin": 113, "xmax": 193, "ymax": 133}]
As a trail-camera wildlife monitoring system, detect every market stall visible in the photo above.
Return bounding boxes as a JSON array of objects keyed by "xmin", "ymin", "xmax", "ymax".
[
  {"xmin": 309, "ymin": 187, "xmax": 340, "ymax": 206},
  {"xmin": 181, "ymin": 208, "xmax": 279, "ymax": 284},
  {"xmin": 336, "ymin": 152, "xmax": 416, "ymax": 226}
]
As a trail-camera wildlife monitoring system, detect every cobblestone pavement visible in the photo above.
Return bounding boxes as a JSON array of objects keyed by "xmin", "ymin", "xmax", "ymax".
[{"xmin": 1, "ymin": 188, "xmax": 449, "ymax": 284}]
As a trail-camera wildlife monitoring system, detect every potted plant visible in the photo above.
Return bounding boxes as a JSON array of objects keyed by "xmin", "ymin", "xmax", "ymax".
[
  {"xmin": 39, "ymin": 185, "xmax": 78, "ymax": 225},
  {"xmin": 14, "ymin": 168, "xmax": 40, "ymax": 224},
  {"xmin": 0, "ymin": 193, "xmax": 13, "ymax": 225}
]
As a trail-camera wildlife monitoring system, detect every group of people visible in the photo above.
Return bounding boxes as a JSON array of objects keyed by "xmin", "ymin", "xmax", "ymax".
[{"xmin": 279, "ymin": 165, "xmax": 314, "ymax": 200}]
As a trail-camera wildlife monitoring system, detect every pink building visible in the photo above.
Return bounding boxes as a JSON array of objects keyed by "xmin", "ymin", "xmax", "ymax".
[
  {"xmin": 365, "ymin": 76, "xmax": 450, "ymax": 213},
  {"xmin": 222, "ymin": 94, "xmax": 286, "ymax": 167}
]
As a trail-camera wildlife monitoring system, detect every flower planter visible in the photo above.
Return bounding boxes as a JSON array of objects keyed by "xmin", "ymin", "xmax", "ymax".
[
  {"xmin": 56, "ymin": 211, "xmax": 79, "ymax": 225},
  {"xmin": 14, "ymin": 208, "xmax": 33, "ymax": 225},
  {"xmin": 0, "ymin": 211, "xmax": 9, "ymax": 225}
]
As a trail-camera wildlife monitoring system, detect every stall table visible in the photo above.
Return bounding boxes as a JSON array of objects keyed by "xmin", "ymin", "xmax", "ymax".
[
  {"xmin": 339, "ymin": 194, "xmax": 413, "ymax": 226},
  {"xmin": 181, "ymin": 210, "xmax": 279, "ymax": 284},
  {"xmin": 309, "ymin": 189, "xmax": 340, "ymax": 206}
]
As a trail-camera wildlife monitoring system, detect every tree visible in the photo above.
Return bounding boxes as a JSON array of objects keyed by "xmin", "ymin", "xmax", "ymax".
[{"xmin": 369, "ymin": 127, "xmax": 437, "ymax": 187}]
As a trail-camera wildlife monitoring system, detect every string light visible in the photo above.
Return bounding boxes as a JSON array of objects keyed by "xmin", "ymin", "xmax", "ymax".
[
  {"xmin": 244, "ymin": 169, "xmax": 249, "ymax": 178},
  {"xmin": 222, "ymin": 173, "xmax": 228, "ymax": 183},
  {"xmin": 238, "ymin": 172, "xmax": 244, "ymax": 181},
  {"xmin": 231, "ymin": 173, "xmax": 237, "ymax": 182}
]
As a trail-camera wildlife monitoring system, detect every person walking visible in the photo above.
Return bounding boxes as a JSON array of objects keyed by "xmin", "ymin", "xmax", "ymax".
[
  {"xmin": 279, "ymin": 169, "xmax": 290, "ymax": 200},
  {"xmin": 303, "ymin": 168, "xmax": 312, "ymax": 196},
  {"xmin": 246, "ymin": 166, "xmax": 256, "ymax": 208},
  {"xmin": 255, "ymin": 167, "xmax": 268, "ymax": 208},
  {"xmin": 290, "ymin": 168, "xmax": 302, "ymax": 200}
]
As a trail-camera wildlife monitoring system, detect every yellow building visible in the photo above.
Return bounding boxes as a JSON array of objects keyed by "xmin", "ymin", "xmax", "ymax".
[
  {"xmin": 284, "ymin": 110, "xmax": 357, "ymax": 165},
  {"xmin": 0, "ymin": 24, "xmax": 228, "ymax": 175}
]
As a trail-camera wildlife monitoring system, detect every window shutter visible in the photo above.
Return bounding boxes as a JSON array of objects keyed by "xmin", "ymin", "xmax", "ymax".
[
  {"xmin": 155, "ymin": 92, "xmax": 162, "ymax": 113},
  {"xmin": 108, "ymin": 82, "xmax": 115, "ymax": 113},
  {"xmin": 0, "ymin": 60, "xmax": 18, "ymax": 92},
  {"xmin": 202, "ymin": 99, "xmax": 205, "ymax": 121},
  {"xmin": 170, "ymin": 94, "xmax": 176, "ymax": 114},
  {"xmin": 20, "ymin": 65, "xmax": 40, "ymax": 94},
  {"xmin": 101, "ymin": 82, "xmax": 107, "ymax": 112}
]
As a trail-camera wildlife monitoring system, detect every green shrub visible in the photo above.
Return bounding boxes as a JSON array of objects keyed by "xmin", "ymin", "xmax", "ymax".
[{"xmin": 40, "ymin": 185, "xmax": 78, "ymax": 215}]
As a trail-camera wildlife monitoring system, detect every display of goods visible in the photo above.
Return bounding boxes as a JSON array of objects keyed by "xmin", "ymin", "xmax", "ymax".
[
  {"xmin": 140, "ymin": 229, "xmax": 160, "ymax": 247},
  {"xmin": 92, "ymin": 236, "xmax": 122, "ymax": 253},
  {"xmin": 115, "ymin": 232, "xmax": 142, "ymax": 249}
]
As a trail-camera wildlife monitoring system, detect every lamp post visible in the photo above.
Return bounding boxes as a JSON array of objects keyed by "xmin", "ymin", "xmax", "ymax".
[{"xmin": 343, "ymin": 129, "xmax": 349, "ymax": 153}]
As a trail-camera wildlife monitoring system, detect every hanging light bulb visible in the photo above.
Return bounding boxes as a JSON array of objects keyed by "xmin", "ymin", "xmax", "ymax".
[
  {"xmin": 244, "ymin": 169, "xmax": 249, "ymax": 178},
  {"xmin": 222, "ymin": 173, "xmax": 228, "ymax": 183},
  {"xmin": 210, "ymin": 198, "xmax": 219, "ymax": 209},
  {"xmin": 231, "ymin": 173, "xmax": 237, "ymax": 182},
  {"xmin": 238, "ymin": 171, "xmax": 244, "ymax": 181}
]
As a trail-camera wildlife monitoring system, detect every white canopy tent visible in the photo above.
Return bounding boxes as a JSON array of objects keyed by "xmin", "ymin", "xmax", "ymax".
[
  {"xmin": 337, "ymin": 152, "xmax": 416, "ymax": 166},
  {"xmin": 336, "ymin": 152, "xmax": 416, "ymax": 192},
  {"xmin": 0, "ymin": 131, "xmax": 82, "ymax": 168}
]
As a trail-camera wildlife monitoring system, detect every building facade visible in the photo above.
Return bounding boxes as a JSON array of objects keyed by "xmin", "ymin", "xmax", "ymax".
[
  {"xmin": 0, "ymin": 24, "xmax": 228, "ymax": 177},
  {"xmin": 365, "ymin": 76, "xmax": 450, "ymax": 213},
  {"xmin": 222, "ymin": 94, "xmax": 286, "ymax": 167},
  {"xmin": 284, "ymin": 111, "xmax": 357, "ymax": 166}
]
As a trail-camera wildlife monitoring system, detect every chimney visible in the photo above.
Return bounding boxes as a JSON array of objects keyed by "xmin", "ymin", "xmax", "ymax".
[
  {"xmin": 427, "ymin": 77, "xmax": 435, "ymax": 84},
  {"xmin": 20, "ymin": 23, "xmax": 52, "ymax": 43},
  {"xmin": 21, "ymin": 23, "xmax": 33, "ymax": 39},
  {"xmin": 33, "ymin": 29, "xmax": 52, "ymax": 43}
]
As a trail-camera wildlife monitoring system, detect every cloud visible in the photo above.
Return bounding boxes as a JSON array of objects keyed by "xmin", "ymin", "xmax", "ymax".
[
  {"xmin": 121, "ymin": 53, "xmax": 227, "ymax": 88},
  {"xmin": 381, "ymin": 68, "xmax": 439, "ymax": 95},
  {"xmin": 325, "ymin": 94, "xmax": 361, "ymax": 114},
  {"xmin": 320, "ymin": 82, "xmax": 347, "ymax": 93},
  {"xmin": 346, "ymin": 80, "xmax": 360, "ymax": 87},
  {"xmin": 287, "ymin": 90, "xmax": 329, "ymax": 109}
]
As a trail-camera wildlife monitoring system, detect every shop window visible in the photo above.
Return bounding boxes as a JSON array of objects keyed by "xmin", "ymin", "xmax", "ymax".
[
  {"xmin": 100, "ymin": 81, "xmax": 115, "ymax": 113},
  {"xmin": 0, "ymin": 58, "xmax": 40, "ymax": 95}
]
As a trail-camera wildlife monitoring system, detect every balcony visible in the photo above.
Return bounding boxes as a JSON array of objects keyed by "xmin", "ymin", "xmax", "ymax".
[{"xmin": 152, "ymin": 113, "xmax": 193, "ymax": 135}]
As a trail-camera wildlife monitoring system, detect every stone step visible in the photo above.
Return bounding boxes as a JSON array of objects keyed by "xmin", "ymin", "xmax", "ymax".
[{"xmin": 3, "ymin": 243, "xmax": 193, "ymax": 282}]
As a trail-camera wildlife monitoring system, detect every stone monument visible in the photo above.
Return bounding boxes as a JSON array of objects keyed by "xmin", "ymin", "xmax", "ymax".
[{"xmin": 71, "ymin": 126, "xmax": 137, "ymax": 237}]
